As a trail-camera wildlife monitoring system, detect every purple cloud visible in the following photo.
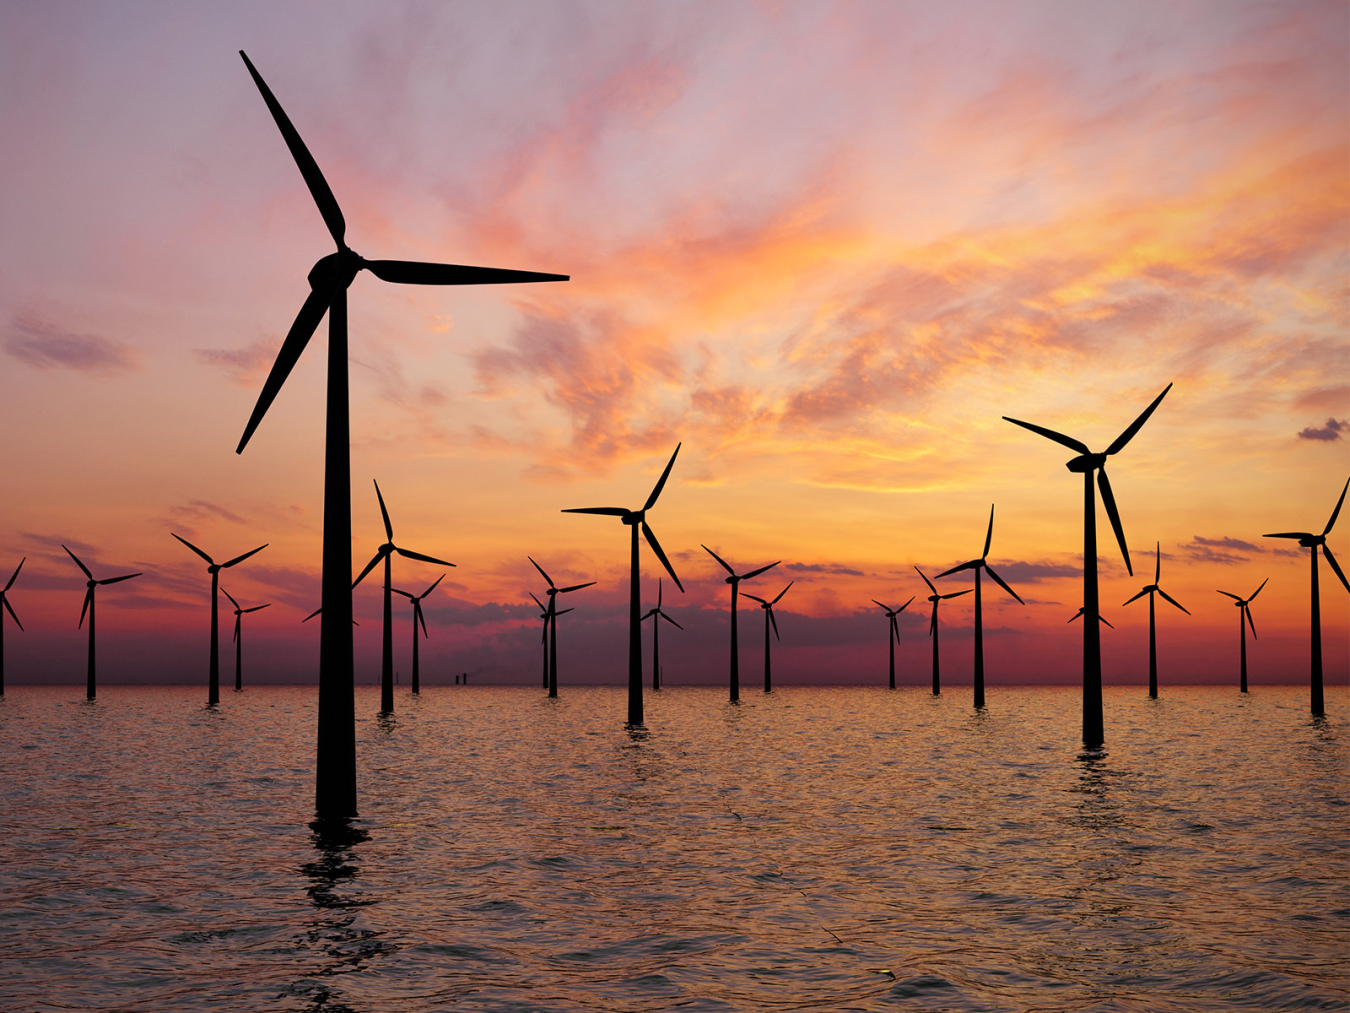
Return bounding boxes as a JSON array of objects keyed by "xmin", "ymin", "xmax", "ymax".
[
  {"xmin": 1298, "ymin": 418, "xmax": 1348, "ymax": 441},
  {"xmin": 5, "ymin": 315, "xmax": 138, "ymax": 374}
]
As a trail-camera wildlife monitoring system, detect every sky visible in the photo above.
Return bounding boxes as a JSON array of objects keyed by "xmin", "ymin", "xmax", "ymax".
[{"xmin": 0, "ymin": 0, "xmax": 1346, "ymax": 690}]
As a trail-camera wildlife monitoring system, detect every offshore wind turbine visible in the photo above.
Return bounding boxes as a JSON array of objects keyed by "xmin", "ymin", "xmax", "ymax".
[
  {"xmin": 917, "ymin": 567, "xmax": 971, "ymax": 696},
  {"xmin": 64, "ymin": 546, "xmax": 140, "ymax": 701},
  {"xmin": 1217, "ymin": 579, "xmax": 1266, "ymax": 694},
  {"xmin": 352, "ymin": 482, "xmax": 454, "ymax": 714},
  {"xmin": 703, "ymin": 547, "xmax": 780, "ymax": 702},
  {"xmin": 1122, "ymin": 542, "xmax": 1189, "ymax": 699},
  {"xmin": 1004, "ymin": 382, "xmax": 1172, "ymax": 743},
  {"xmin": 221, "ymin": 588, "xmax": 270, "ymax": 692},
  {"xmin": 392, "ymin": 574, "xmax": 444, "ymax": 695},
  {"xmin": 529, "ymin": 558, "xmax": 594, "ymax": 699},
  {"xmin": 234, "ymin": 52, "xmax": 567, "ymax": 817},
  {"xmin": 872, "ymin": 597, "xmax": 915, "ymax": 690},
  {"xmin": 640, "ymin": 579, "xmax": 682, "ymax": 690},
  {"xmin": 563, "ymin": 444, "xmax": 684, "ymax": 725},
  {"xmin": 1263, "ymin": 477, "xmax": 1349, "ymax": 716},
  {"xmin": 172, "ymin": 534, "xmax": 267, "ymax": 705},
  {"xmin": 0, "ymin": 559, "xmax": 23, "ymax": 696},
  {"xmin": 937, "ymin": 505, "xmax": 1023, "ymax": 708},
  {"xmin": 528, "ymin": 591, "xmax": 572, "ymax": 690},
  {"xmin": 742, "ymin": 582, "xmax": 793, "ymax": 693}
]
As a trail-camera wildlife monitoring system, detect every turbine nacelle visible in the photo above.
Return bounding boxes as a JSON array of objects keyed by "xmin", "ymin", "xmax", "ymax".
[
  {"xmin": 1066, "ymin": 452, "xmax": 1108, "ymax": 473},
  {"xmin": 621, "ymin": 510, "xmax": 643, "ymax": 526}
]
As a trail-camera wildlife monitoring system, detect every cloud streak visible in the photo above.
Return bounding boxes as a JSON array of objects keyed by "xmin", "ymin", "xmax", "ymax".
[{"xmin": 5, "ymin": 316, "xmax": 138, "ymax": 375}]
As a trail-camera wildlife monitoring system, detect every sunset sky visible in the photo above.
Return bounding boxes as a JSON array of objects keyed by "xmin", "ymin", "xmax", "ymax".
[{"xmin": 1, "ymin": 1, "xmax": 1346, "ymax": 689}]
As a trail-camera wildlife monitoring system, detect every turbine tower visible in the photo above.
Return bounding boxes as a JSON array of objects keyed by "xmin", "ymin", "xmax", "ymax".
[
  {"xmin": 872, "ymin": 597, "xmax": 914, "ymax": 690},
  {"xmin": 171, "ymin": 534, "xmax": 267, "ymax": 705},
  {"xmin": 235, "ymin": 51, "xmax": 567, "ymax": 817},
  {"xmin": 392, "ymin": 574, "xmax": 445, "ymax": 695},
  {"xmin": 0, "ymin": 559, "xmax": 24, "ymax": 696},
  {"xmin": 528, "ymin": 558, "xmax": 594, "ymax": 699},
  {"xmin": 742, "ymin": 582, "xmax": 793, "ymax": 693},
  {"xmin": 703, "ymin": 547, "xmax": 780, "ymax": 702},
  {"xmin": 64, "ymin": 546, "xmax": 140, "ymax": 701},
  {"xmin": 221, "ymin": 588, "xmax": 270, "ymax": 691},
  {"xmin": 917, "ymin": 567, "xmax": 971, "ymax": 695},
  {"xmin": 1217, "ymin": 579, "xmax": 1266, "ymax": 694},
  {"xmin": 1122, "ymin": 542, "xmax": 1189, "ymax": 699},
  {"xmin": 640, "ymin": 578, "xmax": 682, "ymax": 690}
]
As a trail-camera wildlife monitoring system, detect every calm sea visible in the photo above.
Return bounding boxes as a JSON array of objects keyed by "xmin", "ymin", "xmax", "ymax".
[{"xmin": 1, "ymin": 684, "xmax": 1346, "ymax": 1012}]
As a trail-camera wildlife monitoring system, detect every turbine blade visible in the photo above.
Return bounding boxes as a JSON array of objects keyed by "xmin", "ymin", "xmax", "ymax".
[
  {"xmin": 935, "ymin": 560, "xmax": 978, "ymax": 578},
  {"xmin": 528, "ymin": 556, "xmax": 555, "ymax": 588},
  {"xmin": 657, "ymin": 579, "xmax": 663, "ymax": 607},
  {"xmin": 64, "ymin": 545, "xmax": 93, "ymax": 579},
  {"xmin": 562, "ymin": 507, "xmax": 630, "ymax": 516},
  {"xmin": 1154, "ymin": 541, "xmax": 1161, "ymax": 584},
  {"xmin": 98, "ymin": 573, "xmax": 141, "ymax": 585},
  {"xmin": 770, "ymin": 581, "xmax": 794, "ymax": 605},
  {"xmin": 702, "ymin": 544, "xmax": 734, "ymax": 575},
  {"xmin": 1122, "ymin": 588, "xmax": 1149, "ymax": 606},
  {"xmin": 3, "ymin": 558, "xmax": 22, "ymax": 593},
  {"xmin": 243, "ymin": 604, "xmax": 271, "ymax": 613},
  {"xmin": 395, "ymin": 547, "xmax": 455, "ymax": 567},
  {"xmin": 929, "ymin": 602, "xmax": 938, "ymax": 635},
  {"xmin": 352, "ymin": 550, "xmax": 384, "ymax": 589},
  {"xmin": 741, "ymin": 593, "xmax": 768, "ymax": 605},
  {"xmin": 79, "ymin": 588, "xmax": 92, "ymax": 628},
  {"xmin": 1323, "ymin": 477, "xmax": 1349, "ymax": 536},
  {"xmin": 897, "ymin": 596, "xmax": 915, "ymax": 613},
  {"xmin": 639, "ymin": 523, "xmax": 684, "ymax": 592},
  {"xmin": 373, "ymin": 480, "xmax": 394, "ymax": 540},
  {"xmin": 743, "ymin": 560, "xmax": 781, "ymax": 580},
  {"xmin": 1216, "ymin": 590, "xmax": 1242, "ymax": 600},
  {"xmin": 941, "ymin": 589, "xmax": 973, "ymax": 600},
  {"xmin": 643, "ymin": 443, "xmax": 682, "ymax": 511},
  {"xmin": 236, "ymin": 285, "xmax": 331, "ymax": 453},
  {"xmin": 528, "ymin": 592, "xmax": 546, "ymax": 610},
  {"xmin": 1068, "ymin": 609, "xmax": 1082, "ymax": 624},
  {"xmin": 1101, "ymin": 615, "xmax": 1115, "ymax": 629},
  {"xmin": 1157, "ymin": 588, "xmax": 1190, "ymax": 615},
  {"xmin": 983, "ymin": 504, "xmax": 994, "ymax": 559},
  {"xmin": 221, "ymin": 587, "xmax": 241, "ymax": 609},
  {"xmin": 555, "ymin": 607, "xmax": 574, "ymax": 616},
  {"xmin": 303, "ymin": 607, "xmax": 320, "ymax": 622},
  {"xmin": 1105, "ymin": 382, "xmax": 1172, "ymax": 456},
  {"xmin": 420, "ymin": 573, "xmax": 446, "ymax": 598},
  {"xmin": 915, "ymin": 567, "xmax": 936, "ymax": 595},
  {"xmin": 239, "ymin": 51, "xmax": 346, "ymax": 245},
  {"xmin": 391, "ymin": 588, "xmax": 414, "ymax": 599},
  {"xmin": 1262, "ymin": 532, "xmax": 1311, "ymax": 540},
  {"xmin": 171, "ymin": 532, "xmax": 215, "ymax": 565},
  {"xmin": 221, "ymin": 543, "xmax": 268, "ymax": 569},
  {"xmin": 889, "ymin": 615, "xmax": 899, "ymax": 643},
  {"xmin": 984, "ymin": 565, "xmax": 1023, "ymax": 605},
  {"xmin": 417, "ymin": 602, "xmax": 428, "ymax": 638},
  {"xmin": 872, "ymin": 599, "xmax": 891, "ymax": 612},
  {"xmin": 363, "ymin": 260, "xmax": 568, "ymax": 286},
  {"xmin": 641, "ymin": 608, "xmax": 657, "ymax": 620},
  {"xmin": 3, "ymin": 595, "xmax": 23, "ymax": 631},
  {"xmin": 661, "ymin": 612, "xmax": 683, "ymax": 630},
  {"xmin": 1249, "ymin": 577, "xmax": 1268, "ymax": 601},
  {"xmin": 1245, "ymin": 604, "xmax": 1257, "ymax": 639},
  {"xmin": 1003, "ymin": 416, "xmax": 1089, "ymax": 454},
  {"xmin": 1098, "ymin": 468, "xmax": 1132, "ymax": 576},
  {"xmin": 769, "ymin": 609, "xmax": 780, "ymax": 640},
  {"xmin": 558, "ymin": 581, "xmax": 596, "ymax": 594},
  {"xmin": 1321, "ymin": 545, "xmax": 1350, "ymax": 594},
  {"xmin": 233, "ymin": 615, "xmax": 240, "ymax": 643}
]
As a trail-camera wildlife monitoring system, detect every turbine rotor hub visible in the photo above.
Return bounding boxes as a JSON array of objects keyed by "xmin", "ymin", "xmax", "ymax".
[
  {"xmin": 86, "ymin": 580, "xmax": 96, "ymax": 589},
  {"xmin": 307, "ymin": 248, "xmax": 363, "ymax": 290},
  {"xmin": 1300, "ymin": 535, "xmax": 1323, "ymax": 548},
  {"xmin": 622, "ymin": 510, "xmax": 642, "ymax": 526},
  {"xmin": 1066, "ymin": 452, "xmax": 1107, "ymax": 473}
]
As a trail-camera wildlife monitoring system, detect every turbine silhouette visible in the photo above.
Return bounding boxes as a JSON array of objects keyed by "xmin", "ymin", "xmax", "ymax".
[
  {"xmin": 528, "ymin": 591, "xmax": 573, "ymax": 690},
  {"xmin": 1069, "ymin": 608, "xmax": 1114, "ymax": 629},
  {"xmin": 640, "ymin": 578, "xmax": 682, "ymax": 690},
  {"xmin": 917, "ymin": 567, "xmax": 971, "ymax": 695},
  {"xmin": 936, "ymin": 505, "xmax": 1023, "ymax": 708},
  {"xmin": 1217, "ymin": 579, "xmax": 1266, "ymax": 694},
  {"xmin": 563, "ymin": 444, "xmax": 684, "ymax": 725},
  {"xmin": 0, "ymin": 559, "xmax": 24, "ymax": 696},
  {"xmin": 872, "ymin": 597, "xmax": 915, "ymax": 689},
  {"xmin": 352, "ymin": 481, "xmax": 454, "ymax": 714},
  {"xmin": 64, "ymin": 546, "xmax": 140, "ymax": 701},
  {"xmin": 235, "ymin": 51, "xmax": 566, "ymax": 817},
  {"xmin": 221, "ymin": 588, "xmax": 270, "ymax": 692},
  {"xmin": 529, "ymin": 557, "xmax": 594, "ymax": 699},
  {"xmin": 1122, "ymin": 542, "xmax": 1189, "ymax": 699},
  {"xmin": 1004, "ymin": 382, "xmax": 1172, "ymax": 743},
  {"xmin": 171, "ymin": 534, "xmax": 267, "ymax": 705},
  {"xmin": 302, "ymin": 608, "xmax": 358, "ymax": 627},
  {"xmin": 703, "ymin": 547, "xmax": 780, "ymax": 702},
  {"xmin": 391, "ymin": 574, "xmax": 445, "ymax": 695},
  {"xmin": 742, "ymin": 582, "xmax": 793, "ymax": 693},
  {"xmin": 1263, "ymin": 477, "xmax": 1349, "ymax": 715}
]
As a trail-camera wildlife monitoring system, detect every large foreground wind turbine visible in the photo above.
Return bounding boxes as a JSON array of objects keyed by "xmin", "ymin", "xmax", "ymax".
[
  {"xmin": 235, "ymin": 52, "xmax": 567, "ymax": 816},
  {"xmin": 1263, "ymin": 477, "xmax": 1349, "ymax": 715},
  {"xmin": 563, "ymin": 444, "xmax": 684, "ymax": 725},
  {"xmin": 64, "ymin": 547, "xmax": 140, "ymax": 701},
  {"xmin": 703, "ymin": 547, "xmax": 780, "ymax": 702},
  {"xmin": 937, "ymin": 505, "xmax": 1023, "ymax": 708},
  {"xmin": 742, "ymin": 582, "xmax": 793, "ymax": 693},
  {"xmin": 172, "ymin": 534, "xmax": 267, "ymax": 705},
  {"xmin": 917, "ymin": 567, "xmax": 971, "ymax": 695},
  {"xmin": 1217, "ymin": 579, "xmax": 1265, "ymax": 694},
  {"xmin": 1122, "ymin": 542, "xmax": 1189, "ymax": 699},
  {"xmin": 392, "ymin": 574, "xmax": 444, "ymax": 695},
  {"xmin": 872, "ymin": 597, "xmax": 914, "ymax": 689},
  {"xmin": 1004, "ymin": 382, "xmax": 1172, "ymax": 743},
  {"xmin": 221, "ymin": 588, "xmax": 270, "ymax": 691},
  {"xmin": 0, "ymin": 559, "xmax": 23, "ymax": 695},
  {"xmin": 529, "ymin": 558, "xmax": 594, "ymax": 698},
  {"xmin": 640, "ymin": 578, "xmax": 682, "ymax": 690}
]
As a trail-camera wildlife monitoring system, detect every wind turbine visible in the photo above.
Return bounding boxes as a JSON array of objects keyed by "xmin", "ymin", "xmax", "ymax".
[
  {"xmin": 1122, "ymin": 542, "xmax": 1189, "ymax": 699},
  {"xmin": 640, "ymin": 578, "xmax": 682, "ymax": 690},
  {"xmin": 352, "ymin": 482, "xmax": 454, "ymax": 714},
  {"xmin": 742, "ymin": 582, "xmax": 793, "ymax": 693},
  {"xmin": 917, "ymin": 568, "xmax": 971, "ymax": 695},
  {"xmin": 872, "ymin": 597, "xmax": 915, "ymax": 689},
  {"xmin": 528, "ymin": 591, "xmax": 571, "ymax": 689},
  {"xmin": 221, "ymin": 588, "xmax": 270, "ymax": 692},
  {"xmin": 64, "ymin": 546, "xmax": 140, "ymax": 701},
  {"xmin": 528, "ymin": 557, "xmax": 594, "ymax": 698},
  {"xmin": 1263, "ymin": 477, "xmax": 1350, "ymax": 715},
  {"xmin": 937, "ymin": 505, "xmax": 1023, "ymax": 708},
  {"xmin": 234, "ymin": 52, "xmax": 567, "ymax": 817},
  {"xmin": 0, "ymin": 559, "xmax": 23, "ymax": 696},
  {"xmin": 702, "ymin": 547, "xmax": 780, "ymax": 702},
  {"xmin": 563, "ymin": 444, "xmax": 684, "ymax": 725},
  {"xmin": 171, "ymin": 534, "xmax": 267, "ymax": 705},
  {"xmin": 1004, "ymin": 382, "xmax": 1172, "ymax": 743},
  {"xmin": 1217, "ymin": 579, "xmax": 1266, "ymax": 694},
  {"xmin": 1069, "ymin": 608, "xmax": 1114, "ymax": 629},
  {"xmin": 302, "ymin": 608, "xmax": 358, "ymax": 626},
  {"xmin": 391, "ymin": 574, "xmax": 445, "ymax": 695}
]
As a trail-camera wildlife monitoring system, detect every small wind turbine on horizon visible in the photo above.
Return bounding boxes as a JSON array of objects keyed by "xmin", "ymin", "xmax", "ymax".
[
  {"xmin": 937, "ymin": 505, "xmax": 1023, "ymax": 709},
  {"xmin": 640, "ymin": 578, "xmax": 682, "ymax": 690},
  {"xmin": 234, "ymin": 51, "xmax": 567, "ymax": 817},
  {"xmin": 742, "ymin": 582, "xmax": 793, "ymax": 693},
  {"xmin": 529, "ymin": 557, "xmax": 594, "ymax": 699},
  {"xmin": 872, "ymin": 597, "xmax": 914, "ymax": 690},
  {"xmin": 64, "ymin": 546, "xmax": 141, "ymax": 701},
  {"xmin": 171, "ymin": 534, "xmax": 267, "ymax": 705},
  {"xmin": 1263, "ymin": 477, "xmax": 1349, "ymax": 716},
  {"xmin": 703, "ymin": 547, "xmax": 780, "ymax": 702},
  {"xmin": 1069, "ymin": 608, "xmax": 1114, "ymax": 629},
  {"xmin": 1004, "ymin": 382, "xmax": 1172, "ymax": 744},
  {"xmin": 221, "ymin": 588, "xmax": 270, "ymax": 692},
  {"xmin": 917, "ymin": 567, "xmax": 971, "ymax": 696},
  {"xmin": 529, "ymin": 591, "xmax": 572, "ymax": 690},
  {"xmin": 563, "ymin": 444, "xmax": 684, "ymax": 725},
  {"xmin": 1217, "ymin": 579, "xmax": 1266, "ymax": 694},
  {"xmin": 392, "ymin": 574, "xmax": 445, "ymax": 695},
  {"xmin": 1122, "ymin": 542, "xmax": 1189, "ymax": 699},
  {"xmin": 0, "ymin": 559, "xmax": 24, "ymax": 696}
]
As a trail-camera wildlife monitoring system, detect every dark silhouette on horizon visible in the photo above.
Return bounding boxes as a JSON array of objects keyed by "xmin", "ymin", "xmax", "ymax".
[
  {"xmin": 529, "ymin": 591, "xmax": 573, "ymax": 691},
  {"xmin": 529, "ymin": 557, "xmax": 593, "ymax": 698},
  {"xmin": 1217, "ymin": 579, "xmax": 1266, "ymax": 694},
  {"xmin": 1069, "ymin": 608, "xmax": 1114, "ymax": 629},
  {"xmin": 302, "ymin": 607, "xmax": 359, "ymax": 627},
  {"xmin": 1004, "ymin": 382, "xmax": 1172, "ymax": 744},
  {"xmin": 563, "ymin": 443, "xmax": 684, "ymax": 725},
  {"xmin": 1122, "ymin": 542, "xmax": 1189, "ymax": 699},
  {"xmin": 234, "ymin": 51, "xmax": 566, "ymax": 817},
  {"xmin": 64, "ymin": 546, "xmax": 140, "ymax": 701},
  {"xmin": 703, "ymin": 546, "xmax": 780, "ymax": 702},
  {"xmin": 937, "ymin": 504, "xmax": 1023, "ymax": 708},
  {"xmin": 0, "ymin": 559, "xmax": 23, "ymax": 695},
  {"xmin": 917, "ymin": 567, "xmax": 971, "ymax": 695},
  {"xmin": 742, "ymin": 582, "xmax": 793, "ymax": 693},
  {"xmin": 640, "ymin": 578, "xmax": 682, "ymax": 690},
  {"xmin": 352, "ymin": 481, "xmax": 453, "ymax": 713},
  {"xmin": 392, "ymin": 574, "xmax": 444, "ymax": 695},
  {"xmin": 872, "ymin": 596, "xmax": 914, "ymax": 689},
  {"xmin": 171, "ymin": 534, "xmax": 267, "ymax": 705},
  {"xmin": 1263, "ymin": 476, "xmax": 1349, "ymax": 716},
  {"xmin": 221, "ymin": 587, "xmax": 270, "ymax": 691}
]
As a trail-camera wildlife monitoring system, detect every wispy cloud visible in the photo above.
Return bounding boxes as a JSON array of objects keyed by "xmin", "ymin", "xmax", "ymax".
[
  {"xmin": 4, "ymin": 316, "xmax": 138, "ymax": 375},
  {"xmin": 1181, "ymin": 534, "xmax": 1299, "ymax": 565},
  {"xmin": 1298, "ymin": 417, "xmax": 1348, "ymax": 441},
  {"xmin": 194, "ymin": 339, "xmax": 279, "ymax": 387}
]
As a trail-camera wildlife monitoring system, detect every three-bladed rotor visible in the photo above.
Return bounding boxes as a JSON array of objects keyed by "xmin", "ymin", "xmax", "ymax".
[
  {"xmin": 1123, "ymin": 542, "xmax": 1190, "ymax": 614},
  {"xmin": 1263, "ymin": 477, "xmax": 1350, "ymax": 592},
  {"xmin": 872, "ymin": 597, "xmax": 915, "ymax": 644},
  {"xmin": 392, "ymin": 573, "xmax": 446, "ymax": 639},
  {"xmin": 916, "ymin": 567, "xmax": 971, "ymax": 635},
  {"xmin": 528, "ymin": 557, "xmax": 595, "ymax": 620},
  {"xmin": 641, "ymin": 578, "xmax": 684, "ymax": 630},
  {"xmin": 0, "ymin": 558, "xmax": 24, "ymax": 631},
  {"xmin": 935, "ymin": 504, "xmax": 1024, "ymax": 604},
  {"xmin": 353, "ymin": 481, "xmax": 456, "ymax": 588},
  {"xmin": 172, "ymin": 533, "xmax": 268, "ymax": 576},
  {"xmin": 1217, "ymin": 578, "xmax": 1267, "ymax": 639},
  {"xmin": 703, "ymin": 545, "xmax": 780, "ymax": 587},
  {"xmin": 64, "ymin": 545, "xmax": 141, "ymax": 628},
  {"xmin": 742, "ymin": 582, "xmax": 794, "ymax": 640},
  {"xmin": 1069, "ymin": 608, "xmax": 1114, "ymax": 629},
  {"xmin": 221, "ymin": 587, "xmax": 270, "ymax": 642}
]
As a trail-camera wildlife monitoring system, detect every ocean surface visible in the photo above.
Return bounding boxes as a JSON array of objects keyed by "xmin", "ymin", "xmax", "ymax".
[{"xmin": 0, "ymin": 684, "xmax": 1346, "ymax": 1012}]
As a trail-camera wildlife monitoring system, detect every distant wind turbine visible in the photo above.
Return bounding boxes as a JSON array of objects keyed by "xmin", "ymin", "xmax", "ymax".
[
  {"xmin": 0, "ymin": 559, "xmax": 24, "ymax": 696},
  {"xmin": 392, "ymin": 574, "xmax": 445, "ymax": 695},
  {"xmin": 703, "ymin": 547, "xmax": 780, "ymax": 702},
  {"xmin": 529, "ymin": 557, "xmax": 594, "ymax": 698},
  {"xmin": 1263, "ymin": 477, "xmax": 1349, "ymax": 715},
  {"xmin": 937, "ymin": 505, "xmax": 1023, "ymax": 708},
  {"xmin": 221, "ymin": 588, "xmax": 270, "ymax": 692},
  {"xmin": 1217, "ymin": 579, "xmax": 1266, "ymax": 694},
  {"xmin": 1004, "ymin": 382, "xmax": 1172, "ymax": 743},
  {"xmin": 872, "ymin": 597, "xmax": 914, "ymax": 689},
  {"xmin": 640, "ymin": 578, "xmax": 682, "ymax": 690},
  {"xmin": 172, "ymin": 534, "xmax": 267, "ymax": 705},
  {"xmin": 1122, "ymin": 542, "xmax": 1189, "ymax": 699},
  {"xmin": 563, "ymin": 444, "xmax": 684, "ymax": 725},
  {"xmin": 529, "ymin": 591, "xmax": 572, "ymax": 689},
  {"xmin": 1069, "ymin": 608, "xmax": 1114, "ymax": 629},
  {"xmin": 64, "ymin": 546, "xmax": 140, "ymax": 701},
  {"xmin": 235, "ymin": 51, "xmax": 567, "ymax": 817},
  {"xmin": 742, "ymin": 582, "xmax": 793, "ymax": 693},
  {"xmin": 917, "ymin": 567, "xmax": 971, "ymax": 696}
]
